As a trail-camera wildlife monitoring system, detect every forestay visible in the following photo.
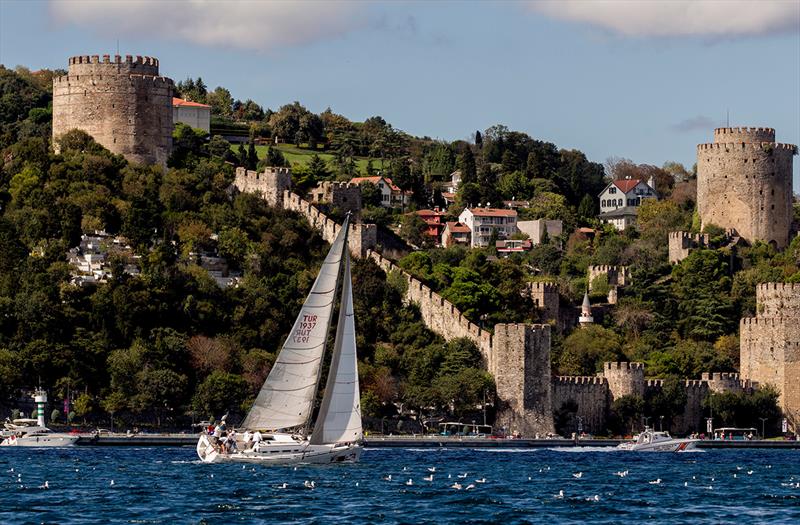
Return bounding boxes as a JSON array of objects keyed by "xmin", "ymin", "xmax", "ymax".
[
  {"xmin": 240, "ymin": 218, "xmax": 349, "ymax": 431},
  {"xmin": 310, "ymin": 250, "xmax": 363, "ymax": 445}
]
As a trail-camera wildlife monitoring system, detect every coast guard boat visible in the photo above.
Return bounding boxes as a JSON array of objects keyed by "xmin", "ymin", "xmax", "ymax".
[
  {"xmin": 196, "ymin": 216, "xmax": 362, "ymax": 465},
  {"xmin": 617, "ymin": 427, "xmax": 698, "ymax": 452}
]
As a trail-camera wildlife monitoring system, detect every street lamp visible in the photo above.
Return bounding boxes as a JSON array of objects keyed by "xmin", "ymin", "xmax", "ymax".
[
  {"xmin": 759, "ymin": 417, "xmax": 768, "ymax": 439},
  {"xmin": 659, "ymin": 415, "xmax": 664, "ymax": 432},
  {"xmin": 643, "ymin": 416, "xmax": 651, "ymax": 430},
  {"xmin": 577, "ymin": 416, "xmax": 584, "ymax": 438}
]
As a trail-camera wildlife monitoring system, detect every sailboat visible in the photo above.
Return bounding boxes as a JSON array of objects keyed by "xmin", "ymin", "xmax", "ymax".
[{"xmin": 196, "ymin": 216, "xmax": 363, "ymax": 464}]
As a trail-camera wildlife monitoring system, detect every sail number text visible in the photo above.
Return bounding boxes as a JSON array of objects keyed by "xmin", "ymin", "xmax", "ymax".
[{"xmin": 293, "ymin": 314, "xmax": 318, "ymax": 343}]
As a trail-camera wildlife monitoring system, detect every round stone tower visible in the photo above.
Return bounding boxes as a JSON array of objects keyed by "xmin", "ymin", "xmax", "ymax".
[
  {"xmin": 697, "ymin": 127, "xmax": 797, "ymax": 248},
  {"xmin": 52, "ymin": 54, "xmax": 174, "ymax": 167}
]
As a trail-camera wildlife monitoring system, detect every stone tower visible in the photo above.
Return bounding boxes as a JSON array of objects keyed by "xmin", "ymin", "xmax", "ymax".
[
  {"xmin": 52, "ymin": 55, "xmax": 174, "ymax": 167},
  {"xmin": 697, "ymin": 127, "xmax": 797, "ymax": 248},
  {"xmin": 740, "ymin": 283, "xmax": 800, "ymax": 432}
]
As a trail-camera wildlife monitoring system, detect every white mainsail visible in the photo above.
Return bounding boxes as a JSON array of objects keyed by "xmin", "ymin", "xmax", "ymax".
[
  {"xmin": 310, "ymin": 249, "xmax": 363, "ymax": 445},
  {"xmin": 240, "ymin": 218, "xmax": 349, "ymax": 431}
]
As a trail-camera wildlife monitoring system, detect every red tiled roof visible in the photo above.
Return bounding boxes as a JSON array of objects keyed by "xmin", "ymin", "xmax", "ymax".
[
  {"xmin": 466, "ymin": 207, "xmax": 517, "ymax": 217},
  {"xmin": 612, "ymin": 179, "xmax": 642, "ymax": 193},
  {"xmin": 350, "ymin": 176, "xmax": 404, "ymax": 193},
  {"xmin": 416, "ymin": 209, "xmax": 446, "ymax": 218},
  {"xmin": 173, "ymin": 97, "xmax": 211, "ymax": 108},
  {"xmin": 445, "ymin": 221, "xmax": 471, "ymax": 233}
]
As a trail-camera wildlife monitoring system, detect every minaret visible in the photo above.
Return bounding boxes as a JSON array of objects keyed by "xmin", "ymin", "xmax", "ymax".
[{"xmin": 579, "ymin": 292, "xmax": 594, "ymax": 326}]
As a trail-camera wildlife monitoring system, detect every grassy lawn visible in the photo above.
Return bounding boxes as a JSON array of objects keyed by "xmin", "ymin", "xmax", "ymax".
[{"xmin": 232, "ymin": 143, "xmax": 385, "ymax": 175}]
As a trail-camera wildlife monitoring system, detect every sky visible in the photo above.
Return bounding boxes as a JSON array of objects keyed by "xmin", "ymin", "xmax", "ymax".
[{"xmin": 1, "ymin": 0, "xmax": 799, "ymax": 187}]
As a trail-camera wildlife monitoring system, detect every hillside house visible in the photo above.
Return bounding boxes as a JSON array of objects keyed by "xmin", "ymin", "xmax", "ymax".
[
  {"xmin": 496, "ymin": 239, "xmax": 532, "ymax": 256},
  {"xmin": 598, "ymin": 178, "xmax": 657, "ymax": 231},
  {"xmin": 442, "ymin": 221, "xmax": 471, "ymax": 247},
  {"xmin": 173, "ymin": 97, "xmax": 211, "ymax": 133},
  {"xmin": 414, "ymin": 208, "xmax": 448, "ymax": 244},
  {"xmin": 517, "ymin": 219, "xmax": 563, "ymax": 245},
  {"xmin": 350, "ymin": 176, "xmax": 411, "ymax": 209},
  {"xmin": 458, "ymin": 207, "xmax": 518, "ymax": 248}
]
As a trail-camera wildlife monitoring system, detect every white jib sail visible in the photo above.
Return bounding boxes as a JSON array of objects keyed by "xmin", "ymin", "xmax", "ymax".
[
  {"xmin": 240, "ymin": 218, "xmax": 349, "ymax": 431},
  {"xmin": 310, "ymin": 249, "xmax": 363, "ymax": 445}
]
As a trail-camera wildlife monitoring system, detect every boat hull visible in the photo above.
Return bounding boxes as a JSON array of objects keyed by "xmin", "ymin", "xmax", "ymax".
[
  {"xmin": 0, "ymin": 434, "xmax": 79, "ymax": 447},
  {"xmin": 617, "ymin": 439, "xmax": 698, "ymax": 452},
  {"xmin": 196, "ymin": 434, "xmax": 362, "ymax": 465}
]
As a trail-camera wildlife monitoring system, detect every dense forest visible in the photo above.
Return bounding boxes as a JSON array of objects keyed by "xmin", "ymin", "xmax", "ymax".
[{"xmin": 1, "ymin": 65, "xmax": 796, "ymax": 433}]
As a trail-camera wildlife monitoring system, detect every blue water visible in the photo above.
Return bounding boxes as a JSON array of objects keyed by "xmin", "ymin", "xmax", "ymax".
[{"xmin": 1, "ymin": 447, "xmax": 798, "ymax": 524}]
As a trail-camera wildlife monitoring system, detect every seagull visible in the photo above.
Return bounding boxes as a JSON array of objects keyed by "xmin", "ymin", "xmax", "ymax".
[
  {"xmin": 475, "ymin": 478, "xmax": 487, "ymax": 484},
  {"xmin": 586, "ymin": 495, "xmax": 600, "ymax": 502},
  {"xmin": 528, "ymin": 476, "xmax": 532, "ymax": 481},
  {"xmin": 355, "ymin": 482, "xmax": 359, "ymax": 487},
  {"xmin": 613, "ymin": 471, "xmax": 628, "ymax": 478},
  {"xmin": 278, "ymin": 483, "xmax": 287, "ymax": 489},
  {"xmin": 458, "ymin": 473, "xmax": 468, "ymax": 479},
  {"xmin": 465, "ymin": 484, "xmax": 475, "ymax": 490},
  {"xmin": 423, "ymin": 475, "xmax": 433, "ymax": 482},
  {"xmin": 649, "ymin": 479, "xmax": 661, "ymax": 485},
  {"xmin": 736, "ymin": 466, "xmax": 743, "ymax": 470},
  {"xmin": 451, "ymin": 482, "xmax": 462, "ymax": 490},
  {"xmin": 304, "ymin": 480, "xmax": 315, "ymax": 489},
  {"xmin": 40, "ymin": 481, "xmax": 49, "ymax": 490},
  {"xmin": 427, "ymin": 467, "xmax": 436, "ymax": 473},
  {"xmin": 684, "ymin": 482, "xmax": 688, "ymax": 487},
  {"xmin": 403, "ymin": 467, "xmax": 408, "ymax": 471},
  {"xmin": 573, "ymin": 472, "xmax": 583, "ymax": 479},
  {"xmin": 747, "ymin": 470, "xmax": 754, "ymax": 475},
  {"xmin": 554, "ymin": 489, "xmax": 564, "ymax": 499},
  {"xmin": 733, "ymin": 474, "xmax": 737, "ymax": 478},
  {"xmin": 382, "ymin": 475, "xmax": 392, "ymax": 481},
  {"xmin": 110, "ymin": 480, "xmax": 115, "ymax": 486},
  {"xmin": 405, "ymin": 479, "xmax": 413, "ymax": 486}
]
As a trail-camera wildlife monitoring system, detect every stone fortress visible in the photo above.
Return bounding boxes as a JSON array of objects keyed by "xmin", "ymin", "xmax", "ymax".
[
  {"xmin": 49, "ymin": 53, "xmax": 797, "ymax": 435},
  {"xmin": 52, "ymin": 55, "xmax": 174, "ymax": 167},
  {"xmin": 235, "ymin": 165, "xmax": 799, "ymax": 435},
  {"xmin": 671, "ymin": 127, "xmax": 797, "ymax": 262}
]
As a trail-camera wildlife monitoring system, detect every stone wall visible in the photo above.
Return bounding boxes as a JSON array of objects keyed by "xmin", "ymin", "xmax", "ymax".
[
  {"xmin": 308, "ymin": 181, "xmax": 362, "ymax": 215},
  {"xmin": 233, "ymin": 167, "xmax": 292, "ymax": 207},
  {"xmin": 740, "ymin": 283, "xmax": 800, "ymax": 431},
  {"xmin": 603, "ymin": 362, "xmax": 645, "ymax": 402},
  {"xmin": 587, "ymin": 265, "xmax": 629, "ymax": 290},
  {"xmin": 52, "ymin": 54, "xmax": 173, "ymax": 167},
  {"xmin": 697, "ymin": 127, "xmax": 797, "ymax": 248},
  {"xmin": 668, "ymin": 231, "xmax": 710, "ymax": 264},
  {"xmin": 552, "ymin": 376, "xmax": 608, "ymax": 433},
  {"xmin": 528, "ymin": 282, "xmax": 559, "ymax": 323}
]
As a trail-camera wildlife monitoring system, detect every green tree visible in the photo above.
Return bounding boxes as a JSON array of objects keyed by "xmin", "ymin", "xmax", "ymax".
[
  {"xmin": 557, "ymin": 325, "xmax": 624, "ymax": 375},
  {"xmin": 193, "ymin": 371, "xmax": 249, "ymax": 418}
]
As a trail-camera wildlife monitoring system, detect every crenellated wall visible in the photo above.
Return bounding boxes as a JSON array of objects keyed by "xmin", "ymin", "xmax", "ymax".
[
  {"xmin": 52, "ymin": 54, "xmax": 173, "ymax": 167},
  {"xmin": 603, "ymin": 362, "xmax": 645, "ymax": 402},
  {"xmin": 234, "ymin": 167, "xmax": 292, "ymax": 207},
  {"xmin": 740, "ymin": 282, "xmax": 800, "ymax": 431},
  {"xmin": 308, "ymin": 181, "xmax": 362, "ymax": 215},
  {"xmin": 587, "ymin": 265, "xmax": 629, "ymax": 290},
  {"xmin": 552, "ymin": 376, "xmax": 608, "ymax": 433},
  {"xmin": 668, "ymin": 231, "xmax": 710, "ymax": 264},
  {"xmin": 528, "ymin": 282, "xmax": 559, "ymax": 323}
]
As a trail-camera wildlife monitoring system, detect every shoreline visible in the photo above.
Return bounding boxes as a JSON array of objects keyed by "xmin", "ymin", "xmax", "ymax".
[{"xmin": 67, "ymin": 434, "xmax": 800, "ymax": 449}]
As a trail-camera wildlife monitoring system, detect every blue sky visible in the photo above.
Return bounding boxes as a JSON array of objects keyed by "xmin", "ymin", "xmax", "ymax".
[{"xmin": 1, "ymin": 0, "xmax": 798, "ymax": 187}]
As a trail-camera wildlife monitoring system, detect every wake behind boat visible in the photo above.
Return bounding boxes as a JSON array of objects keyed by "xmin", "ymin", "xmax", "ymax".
[
  {"xmin": 197, "ymin": 215, "xmax": 362, "ymax": 465},
  {"xmin": 617, "ymin": 427, "xmax": 698, "ymax": 452}
]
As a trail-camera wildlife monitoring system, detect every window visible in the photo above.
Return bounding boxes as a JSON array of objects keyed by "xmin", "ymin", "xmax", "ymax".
[{"xmin": 609, "ymin": 187, "xmax": 617, "ymax": 194}]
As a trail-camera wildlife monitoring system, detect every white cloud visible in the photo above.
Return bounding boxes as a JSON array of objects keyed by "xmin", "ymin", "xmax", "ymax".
[
  {"xmin": 527, "ymin": 0, "xmax": 800, "ymax": 39},
  {"xmin": 49, "ymin": 0, "xmax": 367, "ymax": 51}
]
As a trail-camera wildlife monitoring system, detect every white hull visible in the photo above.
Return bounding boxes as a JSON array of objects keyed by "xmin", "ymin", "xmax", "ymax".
[
  {"xmin": 196, "ymin": 434, "xmax": 361, "ymax": 464},
  {"xmin": 618, "ymin": 439, "xmax": 698, "ymax": 452},
  {"xmin": 1, "ymin": 434, "xmax": 78, "ymax": 447}
]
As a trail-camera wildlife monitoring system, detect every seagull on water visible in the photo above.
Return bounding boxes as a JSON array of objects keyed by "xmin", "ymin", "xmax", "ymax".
[
  {"xmin": 427, "ymin": 467, "xmax": 436, "ymax": 473},
  {"xmin": 747, "ymin": 470, "xmax": 754, "ymax": 475},
  {"xmin": 382, "ymin": 475, "xmax": 392, "ymax": 481},
  {"xmin": 110, "ymin": 480, "xmax": 115, "ymax": 486},
  {"xmin": 573, "ymin": 472, "xmax": 583, "ymax": 479},
  {"xmin": 586, "ymin": 495, "xmax": 600, "ymax": 502},
  {"xmin": 475, "ymin": 478, "xmax": 487, "ymax": 484},
  {"xmin": 405, "ymin": 479, "xmax": 413, "ymax": 486},
  {"xmin": 458, "ymin": 473, "xmax": 468, "ymax": 479},
  {"xmin": 554, "ymin": 489, "xmax": 564, "ymax": 499},
  {"xmin": 278, "ymin": 483, "xmax": 287, "ymax": 489},
  {"xmin": 423, "ymin": 475, "xmax": 433, "ymax": 482},
  {"xmin": 649, "ymin": 479, "xmax": 661, "ymax": 485},
  {"xmin": 304, "ymin": 480, "xmax": 315, "ymax": 489},
  {"xmin": 451, "ymin": 482, "xmax": 462, "ymax": 490},
  {"xmin": 465, "ymin": 484, "xmax": 475, "ymax": 490},
  {"xmin": 40, "ymin": 481, "xmax": 49, "ymax": 490}
]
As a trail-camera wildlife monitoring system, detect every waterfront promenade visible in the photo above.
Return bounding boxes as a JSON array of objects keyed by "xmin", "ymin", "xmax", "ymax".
[{"xmin": 72, "ymin": 433, "xmax": 800, "ymax": 449}]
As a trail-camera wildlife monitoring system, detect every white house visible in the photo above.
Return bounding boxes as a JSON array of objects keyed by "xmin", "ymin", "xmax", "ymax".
[
  {"xmin": 173, "ymin": 97, "xmax": 211, "ymax": 133},
  {"xmin": 458, "ymin": 207, "xmax": 517, "ymax": 248},
  {"xmin": 350, "ymin": 176, "xmax": 411, "ymax": 208},
  {"xmin": 598, "ymin": 178, "xmax": 657, "ymax": 230},
  {"xmin": 517, "ymin": 219, "xmax": 563, "ymax": 245},
  {"xmin": 445, "ymin": 170, "xmax": 462, "ymax": 193}
]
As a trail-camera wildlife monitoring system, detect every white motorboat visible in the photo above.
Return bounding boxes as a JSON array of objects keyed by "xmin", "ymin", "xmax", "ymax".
[
  {"xmin": 1, "ymin": 419, "xmax": 78, "ymax": 447},
  {"xmin": 197, "ymin": 215, "xmax": 363, "ymax": 465},
  {"xmin": 617, "ymin": 427, "xmax": 698, "ymax": 452}
]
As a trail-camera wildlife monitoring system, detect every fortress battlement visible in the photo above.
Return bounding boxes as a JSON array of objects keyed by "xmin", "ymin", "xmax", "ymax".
[
  {"xmin": 714, "ymin": 127, "xmax": 775, "ymax": 143},
  {"xmin": 604, "ymin": 362, "xmax": 644, "ymax": 371},
  {"xmin": 697, "ymin": 142, "xmax": 797, "ymax": 153},
  {"xmin": 646, "ymin": 379, "xmax": 665, "ymax": 388},
  {"xmin": 756, "ymin": 282, "xmax": 800, "ymax": 294},
  {"xmin": 684, "ymin": 379, "xmax": 705, "ymax": 388},
  {"xmin": 529, "ymin": 281, "xmax": 558, "ymax": 293},
  {"xmin": 69, "ymin": 54, "xmax": 159, "ymax": 67},
  {"xmin": 702, "ymin": 372, "xmax": 740, "ymax": 381},
  {"xmin": 555, "ymin": 376, "xmax": 606, "ymax": 385},
  {"xmin": 588, "ymin": 265, "xmax": 625, "ymax": 272}
]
